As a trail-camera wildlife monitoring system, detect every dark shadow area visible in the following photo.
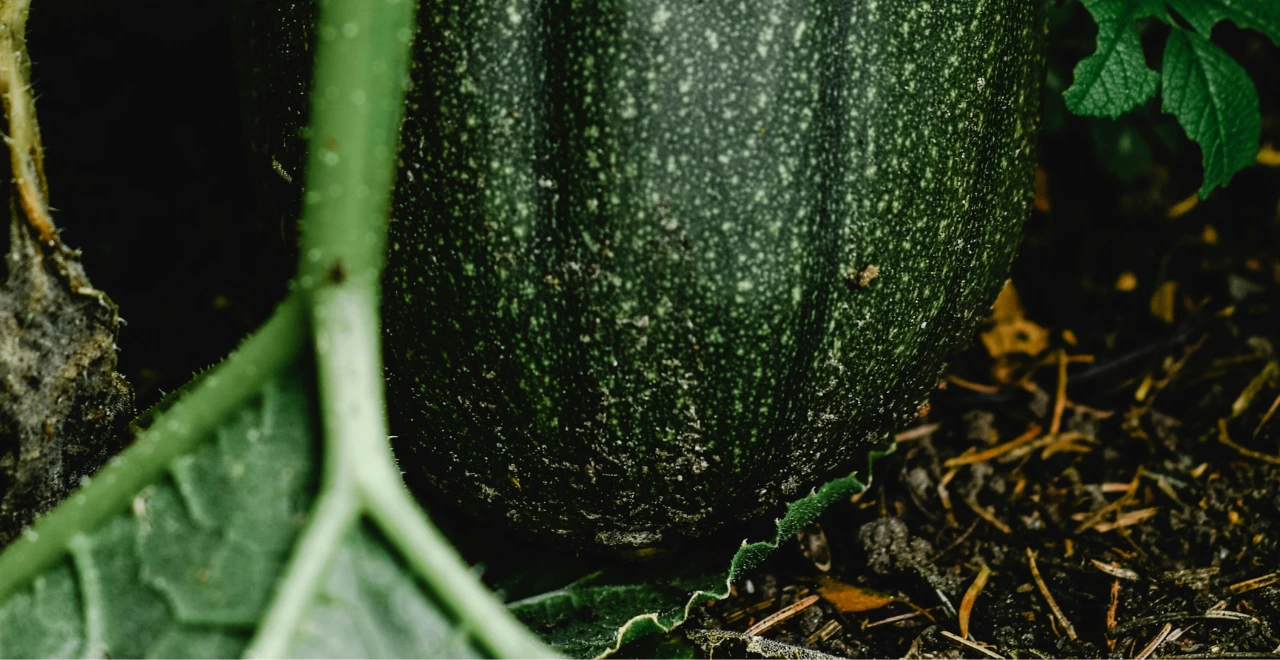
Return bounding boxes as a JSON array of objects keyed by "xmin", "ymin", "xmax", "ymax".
[{"xmin": 24, "ymin": 0, "xmax": 289, "ymax": 404}]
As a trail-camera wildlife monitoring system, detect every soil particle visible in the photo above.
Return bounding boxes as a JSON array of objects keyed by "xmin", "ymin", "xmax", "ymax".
[{"xmin": 0, "ymin": 217, "xmax": 133, "ymax": 546}]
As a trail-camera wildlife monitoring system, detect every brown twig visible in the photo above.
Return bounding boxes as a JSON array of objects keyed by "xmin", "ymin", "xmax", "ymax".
[
  {"xmin": 1091, "ymin": 507, "xmax": 1159, "ymax": 533},
  {"xmin": 1229, "ymin": 572, "xmax": 1280, "ymax": 595},
  {"xmin": 959, "ymin": 564, "xmax": 992, "ymax": 638},
  {"xmin": 946, "ymin": 374, "xmax": 1002, "ymax": 393},
  {"xmin": 1218, "ymin": 418, "xmax": 1280, "ymax": 466},
  {"xmin": 1074, "ymin": 467, "xmax": 1143, "ymax": 534},
  {"xmin": 1027, "ymin": 548, "xmax": 1078, "ymax": 641},
  {"xmin": 863, "ymin": 609, "xmax": 931, "ymax": 629},
  {"xmin": 1135, "ymin": 623, "xmax": 1173, "ymax": 660},
  {"xmin": 944, "ymin": 424, "xmax": 1042, "ymax": 468},
  {"xmin": 1050, "ymin": 349, "xmax": 1068, "ymax": 436},
  {"xmin": 895, "ymin": 423, "xmax": 941, "ymax": 442},
  {"xmin": 1255, "ymin": 392, "xmax": 1280, "ymax": 437},
  {"xmin": 744, "ymin": 594, "xmax": 820, "ymax": 637},
  {"xmin": 965, "ymin": 497, "xmax": 1012, "ymax": 534},
  {"xmin": 1106, "ymin": 579, "xmax": 1121, "ymax": 651},
  {"xmin": 939, "ymin": 629, "xmax": 1005, "ymax": 659},
  {"xmin": 1092, "ymin": 559, "xmax": 1139, "ymax": 581},
  {"xmin": 803, "ymin": 620, "xmax": 842, "ymax": 646}
]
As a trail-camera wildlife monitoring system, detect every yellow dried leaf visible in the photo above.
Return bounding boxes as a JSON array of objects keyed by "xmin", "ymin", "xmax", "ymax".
[
  {"xmin": 1149, "ymin": 281, "xmax": 1177, "ymax": 324},
  {"xmin": 980, "ymin": 281, "xmax": 1050, "ymax": 358},
  {"xmin": 817, "ymin": 577, "xmax": 895, "ymax": 613}
]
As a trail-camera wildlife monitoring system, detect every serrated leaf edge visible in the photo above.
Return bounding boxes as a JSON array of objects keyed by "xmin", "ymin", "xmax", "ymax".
[{"xmin": 582, "ymin": 445, "xmax": 894, "ymax": 660}]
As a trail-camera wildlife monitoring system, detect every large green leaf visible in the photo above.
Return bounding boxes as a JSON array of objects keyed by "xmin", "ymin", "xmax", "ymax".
[
  {"xmin": 0, "ymin": 372, "xmax": 313, "ymax": 658},
  {"xmin": 1062, "ymin": 0, "xmax": 1164, "ymax": 117},
  {"xmin": 1161, "ymin": 28, "xmax": 1261, "ymax": 196}
]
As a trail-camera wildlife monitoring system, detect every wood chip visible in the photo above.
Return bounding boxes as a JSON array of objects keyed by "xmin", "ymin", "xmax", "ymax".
[
  {"xmin": 1231, "ymin": 361, "xmax": 1280, "ymax": 419},
  {"xmin": 1091, "ymin": 559, "xmax": 1140, "ymax": 581},
  {"xmin": 1258, "ymin": 143, "xmax": 1280, "ymax": 167},
  {"xmin": 1229, "ymin": 572, "xmax": 1280, "ymax": 595},
  {"xmin": 803, "ymin": 619, "xmax": 842, "ymax": 646},
  {"xmin": 1092, "ymin": 507, "xmax": 1159, "ymax": 533},
  {"xmin": 939, "ymin": 629, "xmax": 1005, "ymax": 659},
  {"xmin": 1135, "ymin": 622, "xmax": 1173, "ymax": 660},
  {"xmin": 744, "ymin": 594, "xmax": 820, "ymax": 637},
  {"xmin": 895, "ymin": 422, "xmax": 941, "ymax": 442}
]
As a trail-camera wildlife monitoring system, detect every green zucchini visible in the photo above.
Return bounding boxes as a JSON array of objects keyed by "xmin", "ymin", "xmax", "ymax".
[{"xmin": 236, "ymin": 0, "xmax": 1044, "ymax": 551}]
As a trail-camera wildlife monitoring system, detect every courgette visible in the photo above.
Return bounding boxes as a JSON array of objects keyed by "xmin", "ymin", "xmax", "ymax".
[{"xmin": 236, "ymin": 0, "xmax": 1045, "ymax": 551}]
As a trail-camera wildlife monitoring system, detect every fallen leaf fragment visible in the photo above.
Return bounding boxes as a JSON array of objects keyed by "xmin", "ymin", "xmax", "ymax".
[
  {"xmin": 817, "ymin": 577, "xmax": 895, "ymax": 613},
  {"xmin": 981, "ymin": 282, "xmax": 1050, "ymax": 359}
]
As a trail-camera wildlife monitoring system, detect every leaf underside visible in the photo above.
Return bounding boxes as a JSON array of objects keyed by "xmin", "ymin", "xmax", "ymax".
[{"xmin": 0, "ymin": 370, "xmax": 483, "ymax": 658}]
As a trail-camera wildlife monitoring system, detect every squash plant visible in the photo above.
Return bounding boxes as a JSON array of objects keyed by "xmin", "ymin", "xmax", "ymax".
[{"xmin": 0, "ymin": 0, "xmax": 1271, "ymax": 658}]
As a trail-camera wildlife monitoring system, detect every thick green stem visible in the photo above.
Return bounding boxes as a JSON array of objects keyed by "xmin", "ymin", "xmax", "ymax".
[
  {"xmin": 274, "ymin": 0, "xmax": 554, "ymax": 656},
  {"xmin": 242, "ymin": 485, "xmax": 361, "ymax": 658}
]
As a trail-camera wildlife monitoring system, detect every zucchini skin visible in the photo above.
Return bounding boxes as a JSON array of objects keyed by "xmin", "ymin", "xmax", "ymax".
[{"xmin": 237, "ymin": 1, "xmax": 1044, "ymax": 551}]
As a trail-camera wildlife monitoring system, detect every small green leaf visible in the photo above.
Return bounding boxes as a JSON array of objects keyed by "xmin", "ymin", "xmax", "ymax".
[
  {"xmin": 1062, "ymin": 0, "xmax": 1164, "ymax": 117},
  {"xmin": 1165, "ymin": 0, "xmax": 1280, "ymax": 45},
  {"xmin": 511, "ymin": 447, "xmax": 891, "ymax": 659},
  {"xmin": 1161, "ymin": 28, "xmax": 1261, "ymax": 196}
]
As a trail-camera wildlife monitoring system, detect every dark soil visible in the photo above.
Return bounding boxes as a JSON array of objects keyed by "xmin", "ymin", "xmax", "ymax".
[{"xmin": 690, "ymin": 13, "xmax": 1280, "ymax": 660}]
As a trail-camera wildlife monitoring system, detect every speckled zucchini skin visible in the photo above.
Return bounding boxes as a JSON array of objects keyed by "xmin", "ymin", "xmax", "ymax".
[{"xmin": 236, "ymin": 1, "xmax": 1044, "ymax": 551}]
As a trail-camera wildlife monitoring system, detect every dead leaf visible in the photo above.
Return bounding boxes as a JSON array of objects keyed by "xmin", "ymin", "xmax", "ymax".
[
  {"xmin": 817, "ymin": 577, "xmax": 895, "ymax": 613},
  {"xmin": 1150, "ymin": 281, "xmax": 1177, "ymax": 324},
  {"xmin": 980, "ymin": 281, "xmax": 1050, "ymax": 358}
]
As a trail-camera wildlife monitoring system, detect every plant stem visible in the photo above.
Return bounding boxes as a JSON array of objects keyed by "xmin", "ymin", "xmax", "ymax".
[
  {"xmin": 0, "ymin": 295, "xmax": 307, "ymax": 603},
  {"xmin": 242, "ymin": 485, "xmax": 361, "ymax": 658},
  {"xmin": 271, "ymin": 0, "xmax": 554, "ymax": 656},
  {"xmin": 361, "ymin": 463, "xmax": 559, "ymax": 659}
]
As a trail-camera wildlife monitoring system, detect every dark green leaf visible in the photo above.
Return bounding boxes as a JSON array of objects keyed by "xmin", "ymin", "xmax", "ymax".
[
  {"xmin": 1062, "ymin": 0, "xmax": 1164, "ymax": 116},
  {"xmin": 1161, "ymin": 28, "xmax": 1261, "ymax": 196},
  {"xmin": 1166, "ymin": 0, "xmax": 1280, "ymax": 45}
]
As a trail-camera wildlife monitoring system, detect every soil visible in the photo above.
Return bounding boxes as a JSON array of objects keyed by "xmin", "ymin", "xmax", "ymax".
[{"xmin": 689, "ymin": 12, "xmax": 1280, "ymax": 660}]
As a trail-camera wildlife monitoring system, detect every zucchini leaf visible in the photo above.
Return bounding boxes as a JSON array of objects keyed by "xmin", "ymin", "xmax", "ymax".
[
  {"xmin": 1061, "ymin": 0, "xmax": 1270, "ymax": 196},
  {"xmin": 1161, "ymin": 29, "xmax": 1261, "ymax": 197},
  {"xmin": 1062, "ymin": 0, "xmax": 1163, "ymax": 117},
  {"xmin": 510, "ymin": 448, "xmax": 891, "ymax": 660},
  {"xmin": 0, "ymin": 0, "xmax": 551, "ymax": 656},
  {"xmin": 1164, "ymin": 0, "xmax": 1280, "ymax": 45}
]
